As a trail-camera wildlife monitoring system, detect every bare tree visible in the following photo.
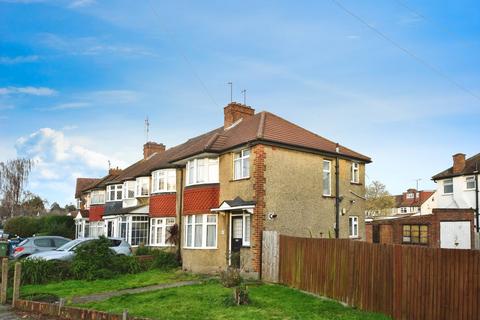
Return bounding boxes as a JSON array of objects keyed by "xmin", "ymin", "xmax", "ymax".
[
  {"xmin": 0, "ymin": 158, "xmax": 33, "ymax": 217},
  {"xmin": 365, "ymin": 180, "xmax": 395, "ymax": 217}
]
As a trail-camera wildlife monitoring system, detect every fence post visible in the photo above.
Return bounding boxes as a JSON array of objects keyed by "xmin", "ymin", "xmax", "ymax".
[
  {"xmin": 0, "ymin": 258, "xmax": 8, "ymax": 304},
  {"xmin": 58, "ymin": 298, "xmax": 65, "ymax": 316},
  {"xmin": 122, "ymin": 309, "xmax": 128, "ymax": 320},
  {"xmin": 11, "ymin": 262, "xmax": 21, "ymax": 307}
]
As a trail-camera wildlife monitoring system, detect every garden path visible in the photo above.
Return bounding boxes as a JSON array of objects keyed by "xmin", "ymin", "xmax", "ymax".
[{"xmin": 71, "ymin": 280, "xmax": 202, "ymax": 304}]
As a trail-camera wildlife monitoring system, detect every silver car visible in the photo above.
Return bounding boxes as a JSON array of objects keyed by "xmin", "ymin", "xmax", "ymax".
[
  {"xmin": 27, "ymin": 237, "xmax": 132, "ymax": 261},
  {"xmin": 12, "ymin": 236, "xmax": 71, "ymax": 259}
]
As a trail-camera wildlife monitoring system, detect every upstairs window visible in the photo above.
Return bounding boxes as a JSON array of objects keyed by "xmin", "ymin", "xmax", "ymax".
[
  {"xmin": 466, "ymin": 176, "xmax": 476, "ymax": 190},
  {"xmin": 186, "ymin": 158, "xmax": 219, "ymax": 186},
  {"xmin": 152, "ymin": 169, "xmax": 176, "ymax": 193},
  {"xmin": 123, "ymin": 181, "xmax": 135, "ymax": 199},
  {"xmin": 323, "ymin": 160, "xmax": 331, "ymax": 196},
  {"xmin": 135, "ymin": 177, "xmax": 150, "ymax": 197},
  {"xmin": 351, "ymin": 162, "xmax": 359, "ymax": 183},
  {"xmin": 233, "ymin": 149, "xmax": 250, "ymax": 180},
  {"xmin": 91, "ymin": 190, "xmax": 105, "ymax": 205},
  {"xmin": 443, "ymin": 179, "xmax": 453, "ymax": 194},
  {"xmin": 406, "ymin": 193, "xmax": 414, "ymax": 199},
  {"xmin": 106, "ymin": 184, "xmax": 123, "ymax": 201}
]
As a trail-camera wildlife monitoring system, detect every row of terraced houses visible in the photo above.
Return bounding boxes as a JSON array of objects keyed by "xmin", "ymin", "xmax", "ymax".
[{"xmin": 74, "ymin": 103, "xmax": 371, "ymax": 277}]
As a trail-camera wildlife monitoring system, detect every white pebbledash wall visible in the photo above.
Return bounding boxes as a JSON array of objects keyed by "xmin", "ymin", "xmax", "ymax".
[{"xmin": 436, "ymin": 174, "xmax": 479, "ymax": 209}]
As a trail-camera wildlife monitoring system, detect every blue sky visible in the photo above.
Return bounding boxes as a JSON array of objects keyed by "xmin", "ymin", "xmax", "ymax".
[{"xmin": 0, "ymin": 0, "xmax": 479, "ymax": 206}]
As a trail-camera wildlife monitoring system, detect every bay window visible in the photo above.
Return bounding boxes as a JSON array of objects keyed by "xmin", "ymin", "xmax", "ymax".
[
  {"xmin": 150, "ymin": 218, "xmax": 175, "ymax": 246},
  {"xmin": 323, "ymin": 160, "xmax": 331, "ymax": 196},
  {"xmin": 186, "ymin": 158, "xmax": 219, "ymax": 186},
  {"xmin": 135, "ymin": 177, "xmax": 150, "ymax": 197},
  {"xmin": 91, "ymin": 190, "xmax": 105, "ymax": 205},
  {"xmin": 233, "ymin": 149, "xmax": 250, "ymax": 180},
  {"xmin": 185, "ymin": 214, "xmax": 217, "ymax": 248},
  {"xmin": 351, "ymin": 162, "xmax": 359, "ymax": 183},
  {"xmin": 130, "ymin": 216, "xmax": 149, "ymax": 246},
  {"xmin": 152, "ymin": 169, "xmax": 176, "ymax": 193},
  {"xmin": 106, "ymin": 184, "xmax": 123, "ymax": 201},
  {"xmin": 123, "ymin": 181, "xmax": 135, "ymax": 199}
]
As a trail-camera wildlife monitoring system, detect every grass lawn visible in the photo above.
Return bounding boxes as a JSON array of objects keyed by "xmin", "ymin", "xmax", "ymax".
[
  {"xmin": 19, "ymin": 269, "xmax": 198, "ymax": 302},
  {"xmin": 79, "ymin": 280, "xmax": 390, "ymax": 320}
]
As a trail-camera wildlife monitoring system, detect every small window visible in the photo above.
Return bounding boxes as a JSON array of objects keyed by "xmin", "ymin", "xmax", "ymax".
[
  {"xmin": 349, "ymin": 216, "xmax": 359, "ymax": 238},
  {"xmin": 152, "ymin": 169, "xmax": 176, "ymax": 193},
  {"xmin": 323, "ymin": 160, "xmax": 331, "ymax": 196},
  {"xmin": 401, "ymin": 207, "xmax": 407, "ymax": 213},
  {"xmin": 406, "ymin": 193, "xmax": 414, "ymax": 199},
  {"xmin": 135, "ymin": 177, "xmax": 150, "ymax": 197},
  {"xmin": 466, "ymin": 176, "xmax": 476, "ymax": 190},
  {"xmin": 106, "ymin": 184, "xmax": 123, "ymax": 201},
  {"xmin": 233, "ymin": 149, "xmax": 250, "ymax": 180},
  {"xmin": 403, "ymin": 224, "xmax": 428, "ymax": 244},
  {"xmin": 443, "ymin": 179, "xmax": 453, "ymax": 194},
  {"xmin": 351, "ymin": 162, "xmax": 359, "ymax": 183},
  {"xmin": 123, "ymin": 181, "xmax": 135, "ymax": 199}
]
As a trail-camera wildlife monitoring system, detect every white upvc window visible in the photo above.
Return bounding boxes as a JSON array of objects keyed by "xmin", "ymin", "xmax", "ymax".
[
  {"xmin": 232, "ymin": 214, "xmax": 251, "ymax": 247},
  {"xmin": 323, "ymin": 160, "xmax": 331, "ymax": 196},
  {"xmin": 186, "ymin": 158, "xmax": 219, "ymax": 186},
  {"xmin": 184, "ymin": 214, "xmax": 217, "ymax": 249},
  {"xmin": 152, "ymin": 169, "xmax": 176, "ymax": 193},
  {"xmin": 91, "ymin": 190, "xmax": 105, "ymax": 205},
  {"xmin": 349, "ymin": 216, "xmax": 359, "ymax": 238},
  {"xmin": 76, "ymin": 199, "xmax": 82, "ymax": 209},
  {"xmin": 123, "ymin": 181, "xmax": 135, "ymax": 199},
  {"xmin": 401, "ymin": 207, "xmax": 407, "ymax": 213},
  {"xmin": 150, "ymin": 217, "xmax": 175, "ymax": 246},
  {"xmin": 466, "ymin": 176, "xmax": 476, "ymax": 190},
  {"xmin": 233, "ymin": 149, "xmax": 250, "ymax": 180},
  {"xmin": 443, "ymin": 179, "xmax": 453, "ymax": 194},
  {"xmin": 406, "ymin": 193, "xmax": 414, "ymax": 199},
  {"xmin": 351, "ymin": 162, "xmax": 359, "ymax": 183},
  {"xmin": 135, "ymin": 177, "xmax": 150, "ymax": 197},
  {"xmin": 106, "ymin": 184, "xmax": 123, "ymax": 201}
]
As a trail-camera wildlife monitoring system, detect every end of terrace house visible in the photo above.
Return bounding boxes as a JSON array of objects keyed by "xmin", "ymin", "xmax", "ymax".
[{"xmin": 74, "ymin": 102, "xmax": 372, "ymax": 278}]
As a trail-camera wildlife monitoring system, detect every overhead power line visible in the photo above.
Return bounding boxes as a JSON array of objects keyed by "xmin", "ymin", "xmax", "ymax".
[
  {"xmin": 331, "ymin": 0, "xmax": 480, "ymax": 102},
  {"xmin": 146, "ymin": 1, "xmax": 220, "ymax": 108}
]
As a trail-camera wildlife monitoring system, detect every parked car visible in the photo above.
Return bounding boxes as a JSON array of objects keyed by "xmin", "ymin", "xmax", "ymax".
[
  {"xmin": 11, "ymin": 236, "xmax": 71, "ymax": 259},
  {"xmin": 27, "ymin": 237, "xmax": 132, "ymax": 261}
]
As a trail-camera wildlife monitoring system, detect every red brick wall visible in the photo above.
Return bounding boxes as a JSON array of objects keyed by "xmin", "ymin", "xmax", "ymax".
[
  {"xmin": 89, "ymin": 205, "xmax": 104, "ymax": 222},
  {"xmin": 366, "ymin": 209, "xmax": 475, "ymax": 248},
  {"xmin": 149, "ymin": 193, "xmax": 176, "ymax": 217},
  {"xmin": 252, "ymin": 145, "xmax": 266, "ymax": 274},
  {"xmin": 183, "ymin": 184, "xmax": 220, "ymax": 215},
  {"xmin": 365, "ymin": 223, "xmax": 372, "ymax": 242}
]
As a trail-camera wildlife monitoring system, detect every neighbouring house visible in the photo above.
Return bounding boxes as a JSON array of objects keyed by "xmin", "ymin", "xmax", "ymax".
[
  {"xmin": 390, "ymin": 189, "xmax": 437, "ymax": 216},
  {"xmin": 432, "ymin": 153, "xmax": 479, "ymax": 228},
  {"xmin": 74, "ymin": 102, "xmax": 371, "ymax": 277},
  {"xmin": 365, "ymin": 208, "xmax": 475, "ymax": 249}
]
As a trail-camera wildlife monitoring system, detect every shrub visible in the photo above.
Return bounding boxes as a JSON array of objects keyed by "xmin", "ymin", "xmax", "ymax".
[
  {"xmin": 17, "ymin": 259, "xmax": 71, "ymax": 285},
  {"xmin": 135, "ymin": 244, "xmax": 152, "ymax": 256},
  {"xmin": 71, "ymin": 237, "xmax": 117, "ymax": 280},
  {"xmin": 111, "ymin": 254, "xmax": 142, "ymax": 274},
  {"xmin": 219, "ymin": 266, "xmax": 242, "ymax": 288},
  {"xmin": 150, "ymin": 250, "xmax": 180, "ymax": 270},
  {"xmin": 4, "ymin": 215, "xmax": 74, "ymax": 238}
]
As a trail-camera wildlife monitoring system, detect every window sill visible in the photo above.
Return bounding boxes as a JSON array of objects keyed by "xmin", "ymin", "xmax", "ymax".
[
  {"xmin": 185, "ymin": 182, "xmax": 220, "ymax": 188},
  {"xmin": 350, "ymin": 182, "xmax": 362, "ymax": 186},
  {"xmin": 230, "ymin": 177, "xmax": 250, "ymax": 182},
  {"xmin": 151, "ymin": 191, "xmax": 176, "ymax": 195},
  {"xmin": 322, "ymin": 195, "xmax": 335, "ymax": 199},
  {"xmin": 183, "ymin": 247, "xmax": 218, "ymax": 250}
]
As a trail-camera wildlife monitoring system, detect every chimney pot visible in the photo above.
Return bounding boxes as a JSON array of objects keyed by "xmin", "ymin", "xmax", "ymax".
[
  {"xmin": 143, "ymin": 142, "xmax": 166, "ymax": 159},
  {"xmin": 108, "ymin": 167, "xmax": 122, "ymax": 175},
  {"xmin": 224, "ymin": 102, "xmax": 255, "ymax": 129},
  {"xmin": 452, "ymin": 153, "xmax": 466, "ymax": 174}
]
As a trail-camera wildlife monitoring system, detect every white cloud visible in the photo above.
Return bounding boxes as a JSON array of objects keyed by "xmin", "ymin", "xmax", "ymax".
[
  {"xmin": 0, "ymin": 86, "xmax": 57, "ymax": 96},
  {"xmin": 15, "ymin": 128, "xmax": 125, "ymax": 204},
  {"xmin": 45, "ymin": 102, "xmax": 91, "ymax": 111},
  {"xmin": 69, "ymin": 0, "xmax": 95, "ymax": 8},
  {"xmin": 0, "ymin": 55, "xmax": 39, "ymax": 64}
]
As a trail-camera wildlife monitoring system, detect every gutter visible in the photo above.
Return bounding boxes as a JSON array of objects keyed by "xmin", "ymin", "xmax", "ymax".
[
  {"xmin": 335, "ymin": 144, "xmax": 340, "ymax": 239},
  {"xmin": 475, "ymin": 164, "xmax": 479, "ymax": 232}
]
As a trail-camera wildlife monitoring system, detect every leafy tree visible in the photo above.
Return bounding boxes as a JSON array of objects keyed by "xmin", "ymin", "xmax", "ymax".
[
  {"xmin": 50, "ymin": 202, "xmax": 62, "ymax": 212},
  {"xmin": 4, "ymin": 215, "xmax": 74, "ymax": 238},
  {"xmin": 365, "ymin": 180, "xmax": 395, "ymax": 217},
  {"xmin": 0, "ymin": 158, "xmax": 33, "ymax": 217},
  {"xmin": 4, "ymin": 216, "xmax": 38, "ymax": 237},
  {"xmin": 22, "ymin": 192, "xmax": 46, "ymax": 215},
  {"xmin": 64, "ymin": 204, "xmax": 76, "ymax": 212}
]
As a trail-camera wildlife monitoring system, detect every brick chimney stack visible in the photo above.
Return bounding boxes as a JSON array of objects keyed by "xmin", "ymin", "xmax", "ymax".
[
  {"xmin": 452, "ymin": 153, "xmax": 466, "ymax": 174},
  {"xmin": 224, "ymin": 102, "xmax": 255, "ymax": 129},
  {"xmin": 109, "ymin": 167, "xmax": 122, "ymax": 175},
  {"xmin": 143, "ymin": 142, "xmax": 166, "ymax": 159}
]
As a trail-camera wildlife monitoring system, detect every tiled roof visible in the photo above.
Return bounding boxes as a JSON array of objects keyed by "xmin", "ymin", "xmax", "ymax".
[
  {"xmin": 432, "ymin": 153, "xmax": 480, "ymax": 180},
  {"xmin": 80, "ymin": 109, "xmax": 371, "ymax": 191},
  {"xmin": 75, "ymin": 178, "xmax": 100, "ymax": 198},
  {"xmin": 393, "ymin": 190, "xmax": 435, "ymax": 208}
]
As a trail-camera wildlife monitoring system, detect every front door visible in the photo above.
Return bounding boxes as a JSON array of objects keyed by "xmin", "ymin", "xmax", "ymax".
[
  {"xmin": 107, "ymin": 220, "xmax": 115, "ymax": 237},
  {"xmin": 231, "ymin": 216, "xmax": 243, "ymax": 267}
]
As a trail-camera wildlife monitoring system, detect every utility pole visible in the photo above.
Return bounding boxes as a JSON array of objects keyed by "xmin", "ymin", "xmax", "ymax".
[{"xmin": 414, "ymin": 178, "xmax": 422, "ymax": 191}]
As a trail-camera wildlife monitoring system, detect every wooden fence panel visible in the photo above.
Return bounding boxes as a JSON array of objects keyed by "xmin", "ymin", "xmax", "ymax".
[{"xmin": 278, "ymin": 235, "xmax": 480, "ymax": 320}]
